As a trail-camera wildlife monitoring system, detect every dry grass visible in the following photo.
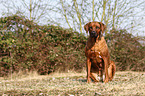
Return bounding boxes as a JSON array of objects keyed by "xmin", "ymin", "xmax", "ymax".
[{"xmin": 0, "ymin": 71, "xmax": 145, "ymax": 96}]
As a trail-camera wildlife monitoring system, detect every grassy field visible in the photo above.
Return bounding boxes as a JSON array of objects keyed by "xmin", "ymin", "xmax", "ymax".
[{"xmin": 0, "ymin": 71, "xmax": 145, "ymax": 96}]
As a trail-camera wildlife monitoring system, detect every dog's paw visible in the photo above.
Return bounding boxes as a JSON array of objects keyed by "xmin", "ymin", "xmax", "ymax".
[{"xmin": 104, "ymin": 79, "xmax": 109, "ymax": 83}]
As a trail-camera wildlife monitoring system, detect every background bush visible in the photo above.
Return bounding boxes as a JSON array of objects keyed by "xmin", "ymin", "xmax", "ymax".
[
  {"xmin": 0, "ymin": 15, "xmax": 145, "ymax": 76},
  {"xmin": 0, "ymin": 15, "xmax": 86, "ymax": 76},
  {"xmin": 105, "ymin": 29, "xmax": 145, "ymax": 71}
]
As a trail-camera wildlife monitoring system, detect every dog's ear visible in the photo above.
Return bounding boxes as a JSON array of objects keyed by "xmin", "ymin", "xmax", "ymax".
[
  {"xmin": 99, "ymin": 22, "xmax": 106, "ymax": 33},
  {"xmin": 84, "ymin": 22, "xmax": 91, "ymax": 33}
]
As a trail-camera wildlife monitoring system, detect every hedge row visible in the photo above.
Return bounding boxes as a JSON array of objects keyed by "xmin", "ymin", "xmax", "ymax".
[{"xmin": 0, "ymin": 15, "xmax": 145, "ymax": 76}]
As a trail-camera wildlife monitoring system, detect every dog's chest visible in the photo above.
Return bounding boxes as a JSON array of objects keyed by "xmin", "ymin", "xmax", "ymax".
[
  {"xmin": 86, "ymin": 37, "xmax": 107, "ymax": 63},
  {"xmin": 89, "ymin": 43, "xmax": 103, "ymax": 62}
]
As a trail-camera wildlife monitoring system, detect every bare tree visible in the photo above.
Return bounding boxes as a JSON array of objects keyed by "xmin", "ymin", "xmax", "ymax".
[
  {"xmin": 1, "ymin": 0, "xmax": 145, "ymax": 35},
  {"xmin": 1, "ymin": 0, "xmax": 54, "ymax": 23},
  {"xmin": 53, "ymin": 0, "xmax": 145, "ymax": 35},
  {"xmin": 60, "ymin": 0, "xmax": 71, "ymax": 28},
  {"xmin": 73, "ymin": 0, "xmax": 83, "ymax": 33},
  {"xmin": 92, "ymin": 0, "xmax": 95, "ymax": 21}
]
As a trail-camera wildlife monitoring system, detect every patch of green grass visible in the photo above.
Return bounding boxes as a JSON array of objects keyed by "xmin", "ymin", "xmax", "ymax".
[{"xmin": 0, "ymin": 71, "xmax": 145, "ymax": 95}]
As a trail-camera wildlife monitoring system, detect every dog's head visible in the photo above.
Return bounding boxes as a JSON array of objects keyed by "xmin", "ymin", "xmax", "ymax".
[{"xmin": 84, "ymin": 21, "xmax": 106, "ymax": 39}]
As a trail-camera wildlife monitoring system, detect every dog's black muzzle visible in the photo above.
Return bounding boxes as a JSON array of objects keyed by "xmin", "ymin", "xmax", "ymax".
[{"xmin": 90, "ymin": 31, "xmax": 98, "ymax": 38}]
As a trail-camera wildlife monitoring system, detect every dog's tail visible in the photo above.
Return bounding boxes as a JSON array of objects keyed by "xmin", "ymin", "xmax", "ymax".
[
  {"xmin": 112, "ymin": 61, "xmax": 116, "ymax": 78},
  {"xmin": 108, "ymin": 60, "xmax": 116, "ymax": 81}
]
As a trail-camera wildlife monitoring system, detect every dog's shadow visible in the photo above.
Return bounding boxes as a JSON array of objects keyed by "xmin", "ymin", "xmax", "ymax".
[
  {"xmin": 76, "ymin": 78, "xmax": 98, "ymax": 83},
  {"xmin": 76, "ymin": 78, "xmax": 105, "ymax": 83},
  {"xmin": 71, "ymin": 76, "xmax": 101, "ymax": 83},
  {"xmin": 71, "ymin": 76, "xmax": 87, "ymax": 82},
  {"xmin": 77, "ymin": 79, "xmax": 87, "ymax": 82}
]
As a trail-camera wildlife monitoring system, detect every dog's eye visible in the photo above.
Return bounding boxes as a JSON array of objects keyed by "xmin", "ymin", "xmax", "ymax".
[
  {"xmin": 89, "ymin": 27, "xmax": 93, "ymax": 30},
  {"xmin": 96, "ymin": 26, "xmax": 99, "ymax": 29}
]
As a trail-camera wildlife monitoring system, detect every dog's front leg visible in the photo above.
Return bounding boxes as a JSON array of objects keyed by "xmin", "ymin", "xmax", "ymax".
[
  {"xmin": 103, "ymin": 57, "xmax": 109, "ymax": 83},
  {"xmin": 87, "ymin": 58, "xmax": 91, "ymax": 83}
]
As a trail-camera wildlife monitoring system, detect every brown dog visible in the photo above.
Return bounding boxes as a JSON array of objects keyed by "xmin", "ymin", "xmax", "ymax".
[{"xmin": 84, "ymin": 21, "xmax": 116, "ymax": 83}]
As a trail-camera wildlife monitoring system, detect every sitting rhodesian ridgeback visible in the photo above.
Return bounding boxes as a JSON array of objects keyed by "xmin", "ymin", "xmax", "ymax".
[{"xmin": 84, "ymin": 21, "xmax": 116, "ymax": 83}]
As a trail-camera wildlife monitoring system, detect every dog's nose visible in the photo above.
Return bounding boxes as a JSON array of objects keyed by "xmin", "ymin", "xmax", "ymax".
[
  {"xmin": 91, "ymin": 31, "xmax": 98, "ymax": 38},
  {"xmin": 91, "ymin": 31, "xmax": 96, "ymax": 36},
  {"xmin": 91, "ymin": 31, "xmax": 96, "ymax": 35}
]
